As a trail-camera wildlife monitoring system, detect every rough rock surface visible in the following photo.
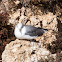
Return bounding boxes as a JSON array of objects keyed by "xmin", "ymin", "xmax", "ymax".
[
  {"xmin": 1, "ymin": 0, "xmax": 62, "ymax": 62},
  {"xmin": 2, "ymin": 39, "xmax": 61, "ymax": 62},
  {"xmin": 2, "ymin": 5, "xmax": 62, "ymax": 62},
  {"xmin": 9, "ymin": 7, "xmax": 58, "ymax": 32}
]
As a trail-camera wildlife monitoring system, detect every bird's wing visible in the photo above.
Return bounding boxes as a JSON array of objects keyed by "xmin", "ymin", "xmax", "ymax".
[{"xmin": 25, "ymin": 25, "xmax": 44, "ymax": 36}]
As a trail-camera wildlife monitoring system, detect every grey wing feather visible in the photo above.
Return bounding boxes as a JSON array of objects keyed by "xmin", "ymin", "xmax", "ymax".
[{"xmin": 25, "ymin": 25, "xmax": 44, "ymax": 36}]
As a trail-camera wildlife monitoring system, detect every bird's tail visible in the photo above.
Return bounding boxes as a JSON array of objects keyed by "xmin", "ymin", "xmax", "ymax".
[
  {"xmin": 38, "ymin": 27, "xmax": 48, "ymax": 33},
  {"xmin": 37, "ymin": 28, "xmax": 48, "ymax": 36},
  {"xmin": 43, "ymin": 29, "xmax": 48, "ymax": 33}
]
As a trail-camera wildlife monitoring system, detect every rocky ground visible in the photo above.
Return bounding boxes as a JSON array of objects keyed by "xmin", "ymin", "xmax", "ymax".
[{"xmin": 0, "ymin": 0, "xmax": 62, "ymax": 62}]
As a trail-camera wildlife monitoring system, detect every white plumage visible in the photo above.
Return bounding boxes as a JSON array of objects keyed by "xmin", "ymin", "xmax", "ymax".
[{"xmin": 14, "ymin": 23, "xmax": 48, "ymax": 40}]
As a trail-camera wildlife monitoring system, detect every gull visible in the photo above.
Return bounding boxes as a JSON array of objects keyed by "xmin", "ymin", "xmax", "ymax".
[{"xmin": 14, "ymin": 23, "xmax": 48, "ymax": 40}]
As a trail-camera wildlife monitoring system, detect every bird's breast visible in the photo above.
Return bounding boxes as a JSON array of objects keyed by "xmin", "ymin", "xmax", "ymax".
[{"xmin": 14, "ymin": 27, "xmax": 22, "ymax": 39}]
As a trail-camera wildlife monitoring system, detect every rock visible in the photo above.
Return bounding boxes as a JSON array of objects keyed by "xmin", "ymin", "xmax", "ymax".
[
  {"xmin": 0, "ymin": 0, "xmax": 62, "ymax": 62},
  {"xmin": 2, "ymin": 39, "xmax": 62, "ymax": 62},
  {"xmin": 30, "ymin": 16, "xmax": 40, "ymax": 26},
  {"xmin": 41, "ymin": 12, "xmax": 58, "ymax": 31},
  {"xmin": 9, "ymin": 9, "xmax": 20, "ymax": 25},
  {"xmin": 8, "ymin": 7, "xmax": 59, "ymax": 54},
  {"xmin": 2, "ymin": 39, "xmax": 51, "ymax": 62},
  {"xmin": 8, "ymin": 6, "xmax": 58, "ymax": 32}
]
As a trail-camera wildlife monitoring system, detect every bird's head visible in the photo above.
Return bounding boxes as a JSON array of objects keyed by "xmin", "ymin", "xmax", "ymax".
[{"xmin": 16, "ymin": 23, "xmax": 23, "ymax": 30}]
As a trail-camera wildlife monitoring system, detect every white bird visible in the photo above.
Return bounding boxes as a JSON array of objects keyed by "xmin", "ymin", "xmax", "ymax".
[{"xmin": 14, "ymin": 23, "xmax": 48, "ymax": 40}]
